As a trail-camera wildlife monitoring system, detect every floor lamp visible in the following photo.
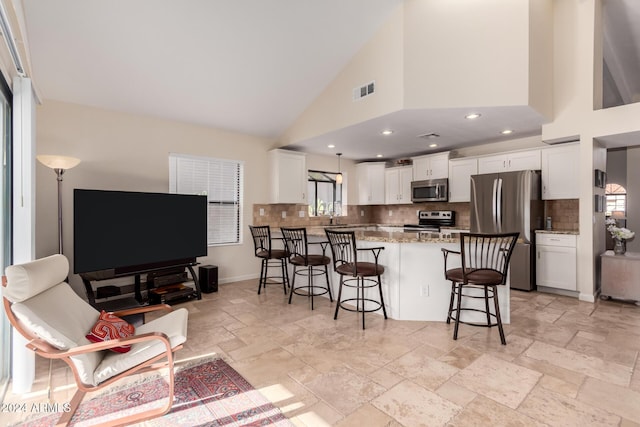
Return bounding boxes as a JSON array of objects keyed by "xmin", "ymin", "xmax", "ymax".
[
  {"xmin": 36, "ymin": 154, "xmax": 80, "ymax": 402},
  {"xmin": 36, "ymin": 155, "xmax": 81, "ymax": 254}
]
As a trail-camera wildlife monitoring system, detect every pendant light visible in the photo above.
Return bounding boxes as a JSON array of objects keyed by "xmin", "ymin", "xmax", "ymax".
[{"xmin": 336, "ymin": 153, "xmax": 343, "ymax": 184}]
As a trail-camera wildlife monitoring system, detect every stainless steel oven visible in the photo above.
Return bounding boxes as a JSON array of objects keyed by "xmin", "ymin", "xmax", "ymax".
[{"xmin": 411, "ymin": 179, "xmax": 448, "ymax": 203}]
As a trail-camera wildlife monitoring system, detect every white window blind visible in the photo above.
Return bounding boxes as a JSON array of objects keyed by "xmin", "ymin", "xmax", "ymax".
[{"xmin": 169, "ymin": 153, "xmax": 243, "ymax": 245}]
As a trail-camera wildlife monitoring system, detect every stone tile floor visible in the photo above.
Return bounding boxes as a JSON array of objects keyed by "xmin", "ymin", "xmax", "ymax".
[{"xmin": 3, "ymin": 279, "xmax": 640, "ymax": 426}]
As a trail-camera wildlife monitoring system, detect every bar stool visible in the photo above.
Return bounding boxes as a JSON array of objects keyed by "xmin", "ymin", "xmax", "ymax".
[
  {"xmin": 325, "ymin": 229, "xmax": 387, "ymax": 329},
  {"xmin": 281, "ymin": 227, "xmax": 332, "ymax": 310},
  {"xmin": 248, "ymin": 225, "xmax": 289, "ymax": 294},
  {"xmin": 441, "ymin": 232, "xmax": 519, "ymax": 345}
]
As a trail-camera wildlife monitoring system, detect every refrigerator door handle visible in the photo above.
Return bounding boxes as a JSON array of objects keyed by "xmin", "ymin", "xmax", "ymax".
[
  {"xmin": 496, "ymin": 178, "xmax": 503, "ymax": 231},
  {"xmin": 492, "ymin": 178, "xmax": 498, "ymax": 230}
]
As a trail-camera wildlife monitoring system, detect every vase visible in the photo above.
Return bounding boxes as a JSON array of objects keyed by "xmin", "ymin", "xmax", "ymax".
[{"xmin": 613, "ymin": 238, "xmax": 626, "ymax": 255}]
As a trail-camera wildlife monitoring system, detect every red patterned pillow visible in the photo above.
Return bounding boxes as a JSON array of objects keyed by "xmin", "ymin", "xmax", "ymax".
[{"xmin": 86, "ymin": 310, "xmax": 135, "ymax": 353}]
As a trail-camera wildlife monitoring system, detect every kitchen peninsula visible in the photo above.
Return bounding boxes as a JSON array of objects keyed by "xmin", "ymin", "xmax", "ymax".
[{"xmin": 305, "ymin": 226, "xmax": 511, "ymax": 324}]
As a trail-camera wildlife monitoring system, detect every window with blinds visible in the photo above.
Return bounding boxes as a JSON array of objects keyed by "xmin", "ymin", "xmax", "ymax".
[{"xmin": 169, "ymin": 153, "xmax": 243, "ymax": 245}]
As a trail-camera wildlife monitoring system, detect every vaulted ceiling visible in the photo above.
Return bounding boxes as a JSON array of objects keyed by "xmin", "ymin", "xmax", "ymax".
[
  {"xmin": 20, "ymin": 0, "xmax": 640, "ymax": 159},
  {"xmin": 23, "ymin": 0, "xmax": 403, "ymax": 139}
]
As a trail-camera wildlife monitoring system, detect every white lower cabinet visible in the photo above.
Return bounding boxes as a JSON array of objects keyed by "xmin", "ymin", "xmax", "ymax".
[{"xmin": 536, "ymin": 233, "xmax": 577, "ymax": 291}]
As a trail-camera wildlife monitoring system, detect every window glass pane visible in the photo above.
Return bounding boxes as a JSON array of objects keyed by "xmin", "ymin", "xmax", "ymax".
[
  {"xmin": 170, "ymin": 153, "xmax": 243, "ymax": 245},
  {"xmin": 605, "ymin": 183, "xmax": 626, "ymax": 217},
  {"xmin": 307, "ymin": 170, "xmax": 341, "ymax": 217},
  {"xmin": 0, "ymin": 75, "xmax": 12, "ymax": 392}
]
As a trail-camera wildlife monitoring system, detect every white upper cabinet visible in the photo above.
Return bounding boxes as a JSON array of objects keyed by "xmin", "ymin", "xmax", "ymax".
[
  {"xmin": 541, "ymin": 144, "xmax": 580, "ymax": 200},
  {"xmin": 448, "ymin": 157, "xmax": 478, "ymax": 202},
  {"xmin": 385, "ymin": 166, "xmax": 413, "ymax": 205},
  {"xmin": 268, "ymin": 149, "xmax": 307, "ymax": 204},
  {"xmin": 478, "ymin": 149, "xmax": 541, "ymax": 174},
  {"xmin": 357, "ymin": 162, "xmax": 386, "ymax": 205},
  {"xmin": 412, "ymin": 152, "xmax": 450, "ymax": 181}
]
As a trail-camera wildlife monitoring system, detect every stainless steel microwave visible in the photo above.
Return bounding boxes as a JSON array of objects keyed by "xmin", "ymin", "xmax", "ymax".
[{"xmin": 411, "ymin": 179, "xmax": 448, "ymax": 203}]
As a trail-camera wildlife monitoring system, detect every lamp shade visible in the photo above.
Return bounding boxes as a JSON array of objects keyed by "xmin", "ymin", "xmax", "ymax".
[
  {"xmin": 37, "ymin": 155, "xmax": 81, "ymax": 170},
  {"xmin": 611, "ymin": 210, "xmax": 626, "ymax": 219}
]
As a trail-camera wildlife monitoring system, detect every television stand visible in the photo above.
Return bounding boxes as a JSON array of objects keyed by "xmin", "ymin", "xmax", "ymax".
[
  {"xmin": 149, "ymin": 284, "xmax": 198, "ymax": 304},
  {"xmin": 80, "ymin": 262, "xmax": 202, "ymax": 308}
]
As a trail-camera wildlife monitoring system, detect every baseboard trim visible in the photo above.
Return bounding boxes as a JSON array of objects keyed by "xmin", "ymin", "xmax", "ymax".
[
  {"xmin": 537, "ymin": 286, "xmax": 580, "ymax": 299},
  {"xmin": 578, "ymin": 292, "xmax": 596, "ymax": 303}
]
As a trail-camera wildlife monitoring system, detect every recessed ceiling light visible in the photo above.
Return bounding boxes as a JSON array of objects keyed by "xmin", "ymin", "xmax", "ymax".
[
  {"xmin": 501, "ymin": 129, "xmax": 514, "ymax": 135},
  {"xmin": 381, "ymin": 129, "xmax": 394, "ymax": 136},
  {"xmin": 465, "ymin": 113, "xmax": 481, "ymax": 119},
  {"xmin": 429, "ymin": 143, "xmax": 438, "ymax": 148},
  {"xmin": 376, "ymin": 154, "xmax": 383, "ymax": 158},
  {"xmin": 327, "ymin": 144, "xmax": 335, "ymax": 148}
]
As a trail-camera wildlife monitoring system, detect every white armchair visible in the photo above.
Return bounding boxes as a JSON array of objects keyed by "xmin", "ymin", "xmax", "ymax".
[{"xmin": 2, "ymin": 254, "xmax": 189, "ymax": 426}]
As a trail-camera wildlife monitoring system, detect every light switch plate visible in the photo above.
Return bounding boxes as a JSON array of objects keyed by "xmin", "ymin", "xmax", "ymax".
[
  {"xmin": 299, "ymin": 210, "xmax": 305, "ymax": 218},
  {"xmin": 388, "ymin": 210, "xmax": 393, "ymax": 216},
  {"xmin": 259, "ymin": 208, "xmax": 265, "ymax": 216},
  {"xmin": 282, "ymin": 211, "xmax": 287, "ymax": 219}
]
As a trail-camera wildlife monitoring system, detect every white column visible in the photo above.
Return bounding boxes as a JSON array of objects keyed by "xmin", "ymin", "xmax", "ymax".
[{"xmin": 11, "ymin": 76, "xmax": 36, "ymax": 393}]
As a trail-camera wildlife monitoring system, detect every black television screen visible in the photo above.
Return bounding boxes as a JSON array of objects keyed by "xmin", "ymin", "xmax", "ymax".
[{"xmin": 73, "ymin": 189, "xmax": 208, "ymax": 274}]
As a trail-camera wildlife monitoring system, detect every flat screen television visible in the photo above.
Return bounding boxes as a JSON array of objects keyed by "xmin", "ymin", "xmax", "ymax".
[{"xmin": 74, "ymin": 189, "xmax": 208, "ymax": 275}]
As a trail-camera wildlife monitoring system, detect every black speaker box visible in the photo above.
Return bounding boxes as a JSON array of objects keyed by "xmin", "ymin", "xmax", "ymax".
[{"xmin": 199, "ymin": 265, "xmax": 218, "ymax": 293}]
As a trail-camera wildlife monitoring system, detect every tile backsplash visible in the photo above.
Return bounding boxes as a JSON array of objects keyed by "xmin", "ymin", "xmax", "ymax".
[
  {"xmin": 252, "ymin": 199, "xmax": 579, "ymax": 232},
  {"xmin": 252, "ymin": 204, "xmax": 373, "ymax": 228},
  {"xmin": 545, "ymin": 199, "xmax": 579, "ymax": 231},
  {"xmin": 252, "ymin": 202, "xmax": 470, "ymax": 228}
]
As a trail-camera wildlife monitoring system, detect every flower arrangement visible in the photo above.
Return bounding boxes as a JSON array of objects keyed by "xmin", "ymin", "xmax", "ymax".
[
  {"xmin": 609, "ymin": 226, "xmax": 635, "ymax": 241},
  {"xmin": 606, "ymin": 217, "xmax": 634, "ymax": 254},
  {"xmin": 606, "ymin": 218, "xmax": 634, "ymax": 241}
]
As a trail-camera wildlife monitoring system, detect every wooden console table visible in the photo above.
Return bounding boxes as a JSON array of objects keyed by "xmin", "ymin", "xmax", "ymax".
[{"xmin": 600, "ymin": 250, "xmax": 640, "ymax": 303}]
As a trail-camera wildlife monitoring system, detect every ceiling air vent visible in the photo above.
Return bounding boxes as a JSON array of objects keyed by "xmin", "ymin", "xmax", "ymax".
[
  {"xmin": 418, "ymin": 132, "xmax": 440, "ymax": 139},
  {"xmin": 353, "ymin": 80, "xmax": 375, "ymax": 101}
]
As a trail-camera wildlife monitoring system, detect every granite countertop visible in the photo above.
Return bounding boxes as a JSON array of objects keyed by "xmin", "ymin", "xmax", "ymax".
[
  {"xmin": 535, "ymin": 229, "xmax": 580, "ymax": 235},
  {"xmin": 305, "ymin": 225, "xmax": 460, "ymax": 244},
  {"xmin": 301, "ymin": 224, "xmax": 566, "ymax": 242}
]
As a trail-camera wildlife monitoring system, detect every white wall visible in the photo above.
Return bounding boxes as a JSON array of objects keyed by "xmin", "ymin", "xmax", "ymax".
[
  {"xmin": 541, "ymin": 0, "xmax": 640, "ymax": 301},
  {"xmin": 403, "ymin": 0, "xmax": 532, "ymax": 109},
  {"xmin": 280, "ymin": 4, "xmax": 405, "ymax": 146},
  {"xmin": 606, "ymin": 148, "xmax": 627, "ymax": 189},
  {"xmin": 627, "ymin": 146, "xmax": 640, "ymax": 252},
  {"xmin": 36, "ymin": 100, "xmax": 274, "ymax": 295}
]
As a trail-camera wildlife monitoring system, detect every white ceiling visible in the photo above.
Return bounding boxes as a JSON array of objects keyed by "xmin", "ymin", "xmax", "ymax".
[
  {"xmin": 22, "ymin": 0, "xmax": 403, "ymax": 139},
  {"xmin": 288, "ymin": 106, "xmax": 545, "ymax": 161},
  {"xmin": 20, "ymin": 0, "xmax": 640, "ymax": 160}
]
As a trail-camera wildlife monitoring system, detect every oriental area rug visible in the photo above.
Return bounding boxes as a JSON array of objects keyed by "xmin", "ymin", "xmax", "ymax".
[{"xmin": 15, "ymin": 358, "xmax": 294, "ymax": 427}]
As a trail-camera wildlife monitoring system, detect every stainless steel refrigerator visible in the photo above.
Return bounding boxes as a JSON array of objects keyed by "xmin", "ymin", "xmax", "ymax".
[{"xmin": 470, "ymin": 170, "xmax": 544, "ymax": 291}]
